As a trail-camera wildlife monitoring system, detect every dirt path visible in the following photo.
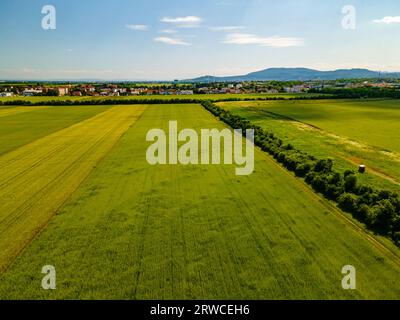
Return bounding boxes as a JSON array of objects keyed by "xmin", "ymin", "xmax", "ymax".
[
  {"xmin": 342, "ymin": 155, "xmax": 400, "ymax": 186},
  {"xmin": 290, "ymin": 119, "xmax": 400, "ymax": 186}
]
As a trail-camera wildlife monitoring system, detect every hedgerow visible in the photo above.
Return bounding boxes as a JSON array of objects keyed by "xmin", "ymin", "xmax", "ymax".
[
  {"xmin": 0, "ymin": 94, "xmax": 331, "ymax": 106},
  {"xmin": 200, "ymin": 100, "xmax": 400, "ymax": 246}
]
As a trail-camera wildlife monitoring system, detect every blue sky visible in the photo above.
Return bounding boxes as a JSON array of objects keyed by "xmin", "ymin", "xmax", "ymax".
[{"xmin": 0, "ymin": 0, "xmax": 400, "ymax": 80}]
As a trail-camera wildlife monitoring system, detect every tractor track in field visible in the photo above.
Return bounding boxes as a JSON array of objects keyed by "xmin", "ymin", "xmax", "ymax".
[
  {"xmin": 0, "ymin": 109, "xmax": 122, "ymax": 228},
  {"xmin": 213, "ymin": 107, "xmax": 400, "ymax": 268},
  {"xmin": 254, "ymin": 147, "xmax": 400, "ymax": 268},
  {"xmin": 245, "ymin": 105, "xmax": 400, "ymax": 165},
  {"xmin": 0, "ymin": 103, "xmax": 399, "ymax": 299},
  {"xmin": 0, "ymin": 115, "xmax": 123, "ymax": 233},
  {"xmin": 340, "ymin": 155, "xmax": 400, "ymax": 186},
  {"xmin": 0, "ymin": 106, "xmax": 147, "ymax": 273}
]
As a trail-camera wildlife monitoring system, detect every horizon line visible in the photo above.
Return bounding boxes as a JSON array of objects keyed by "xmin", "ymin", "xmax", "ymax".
[{"xmin": 1, "ymin": 67, "xmax": 398, "ymax": 83}]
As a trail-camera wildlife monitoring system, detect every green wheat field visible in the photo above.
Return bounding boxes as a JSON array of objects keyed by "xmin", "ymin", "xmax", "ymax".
[{"xmin": 0, "ymin": 101, "xmax": 399, "ymax": 299}]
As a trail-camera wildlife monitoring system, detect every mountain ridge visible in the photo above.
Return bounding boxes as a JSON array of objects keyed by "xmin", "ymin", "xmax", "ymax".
[{"xmin": 185, "ymin": 68, "xmax": 400, "ymax": 82}]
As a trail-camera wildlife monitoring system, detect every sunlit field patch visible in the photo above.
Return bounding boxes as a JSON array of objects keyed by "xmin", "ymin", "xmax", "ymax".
[{"xmin": 0, "ymin": 106, "xmax": 146, "ymax": 272}]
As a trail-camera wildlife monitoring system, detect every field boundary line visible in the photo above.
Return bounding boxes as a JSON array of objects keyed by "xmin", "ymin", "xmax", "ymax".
[
  {"xmin": 202, "ymin": 104, "xmax": 400, "ymax": 268},
  {"xmin": 0, "ymin": 105, "xmax": 148, "ymax": 274},
  {"xmin": 253, "ymin": 145, "xmax": 400, "ymax": 268},
  {"xmin": 0, "ymin": 106, "xmax": 111, "ymax": 158}
]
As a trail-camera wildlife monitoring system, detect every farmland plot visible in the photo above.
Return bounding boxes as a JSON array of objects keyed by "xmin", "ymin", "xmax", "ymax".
[
  {"xmin": 217, "ymin": 100, "xmax": 400, "ymax": 191},
  {"xmin": 0, "ymin": 104, "xmax": 399, "ymax": 299},
  {"xmin": 0, "ymin": 106, "xmax": 146, "ymax": 272},
  {"xmin": 0, "ymin": 106, "xmax": 49, "ymax": 118},
  {"xmin": 0, "ymin": 105, "xmax": 111, "ymax": 156}
]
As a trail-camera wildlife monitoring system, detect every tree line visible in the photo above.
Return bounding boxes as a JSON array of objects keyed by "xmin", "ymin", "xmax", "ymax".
[
  {"xmin": 310, "ymin": 87, "xmax": 400, "ymax": 99},
  {"xmin": 0, "ymin": 95, "xmax": 332, "ymax": 107},
  {"xmin": 200, "ymin": 100, "xmax": 400, "ymax": 247}
]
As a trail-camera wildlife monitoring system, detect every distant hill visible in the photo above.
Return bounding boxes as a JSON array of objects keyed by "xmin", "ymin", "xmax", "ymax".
[{"xmin": 186, "ymin": 68, "xmax": 400, "ymax": 82}]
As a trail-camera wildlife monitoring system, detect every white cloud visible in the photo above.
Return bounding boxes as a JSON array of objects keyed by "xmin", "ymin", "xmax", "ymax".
[
  {"xmin": 222, "ymin": 33, "xmax": 304, "ymax": 48},
  {"xmin": 210, "ymin": 26, "xmax": 245, "ymax": 32},
  {"xmin": 159, "ymin": 29, "xmax": 178, "ymax": 34},
  {"xmin": 373, "ymin": 16, "xmax": 400, "ymax": 24},
  {"xmin": 154, "ymin": 36, "xmax": 191, "ymax": 46},
  {"xmin": 126, "ymin": 24, "xmax": 148, "ymax": 31},
  {"xmin": 160, "ymin": 16, "xmax": 202, "ymax": 28}
]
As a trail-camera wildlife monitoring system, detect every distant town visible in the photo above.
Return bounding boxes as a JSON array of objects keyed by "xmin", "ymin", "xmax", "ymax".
[{"xmin": 1, "ymin": 78, "xmax": 400, "ymax": 97}]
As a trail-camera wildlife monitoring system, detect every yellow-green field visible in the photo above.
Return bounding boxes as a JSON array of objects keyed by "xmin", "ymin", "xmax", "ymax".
[
  {"xmin": 0, "ymin": 106, "xmax": 146, "ymax": 272},
  {"xmin": 0, "ymin": 105, "xmax": 111, "ymax": 156},
  {"xmin": 0, "ymin": 104, "xmax": 399, "ymax": 299}
]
